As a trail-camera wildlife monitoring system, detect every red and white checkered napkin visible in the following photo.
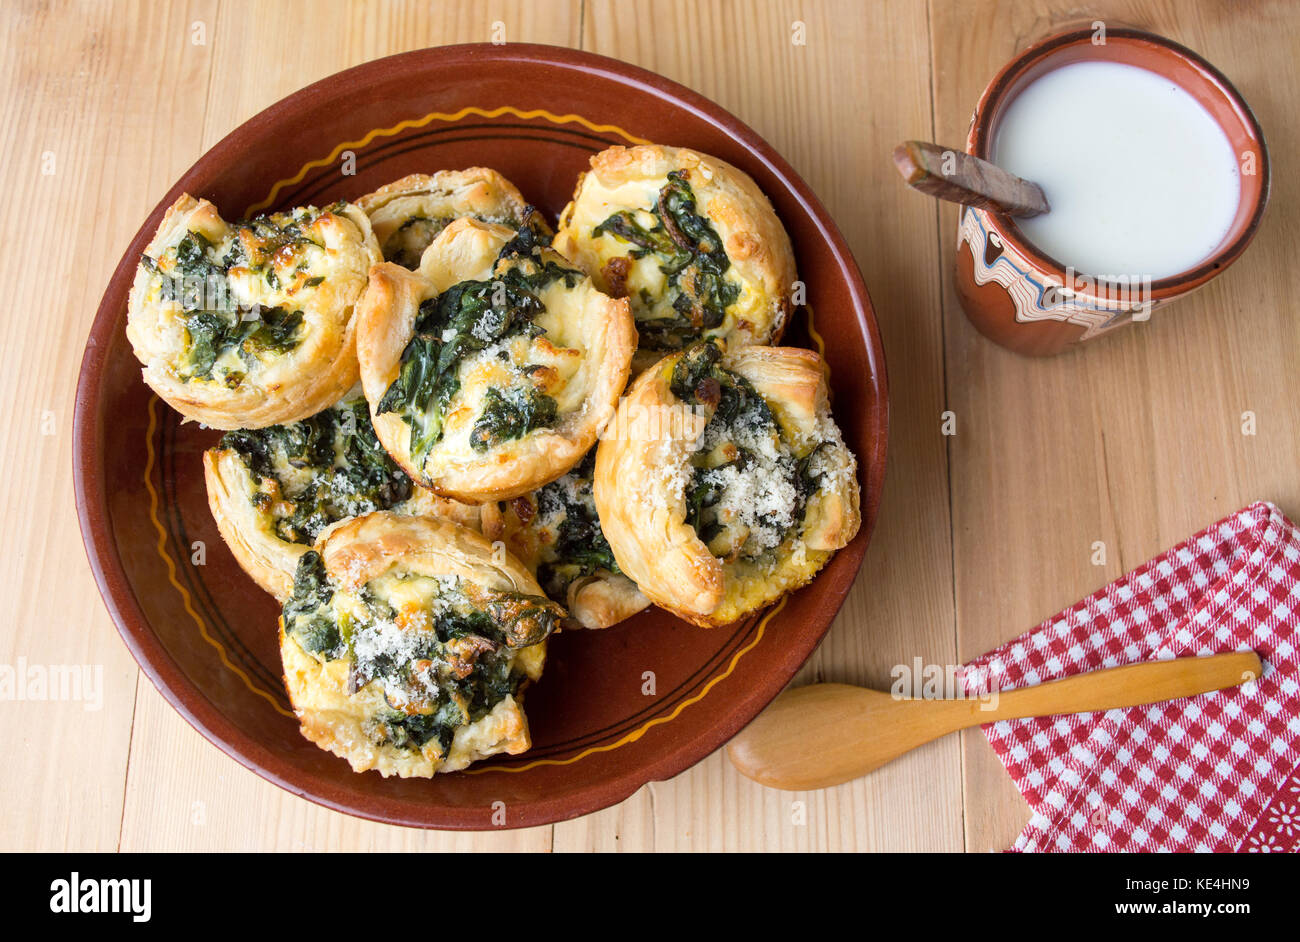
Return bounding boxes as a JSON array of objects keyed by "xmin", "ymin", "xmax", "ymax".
[{"xmin": 958, "ymin": 500, "xmax": 1300, "ymax": 852}]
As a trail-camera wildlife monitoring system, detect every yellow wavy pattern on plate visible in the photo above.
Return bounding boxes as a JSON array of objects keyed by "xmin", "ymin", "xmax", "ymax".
[
  {"xmin": 143, "ymin": 396, "xmax": 295, "ymax": 718},
  {"xmin": 805, "ymin": 304, "xmax": 826, "ymax": 358},
  {"xmin": 465, "ymin": 596, "xmax": 788, "ymax": 774},
  {"xmin": 243, "ymin": 105, "xmax": 653, "ymax": 216}
]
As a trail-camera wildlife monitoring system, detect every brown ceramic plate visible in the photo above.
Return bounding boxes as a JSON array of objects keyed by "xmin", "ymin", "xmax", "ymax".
[{"xmin": 73, "ymin": 43, "xmax": 888, "ymax": 829}]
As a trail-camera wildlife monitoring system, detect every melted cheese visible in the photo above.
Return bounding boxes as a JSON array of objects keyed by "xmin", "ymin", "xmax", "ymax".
[{"xmin": 423, "ymin": 263, "xmax": 600, "ymax": 475}]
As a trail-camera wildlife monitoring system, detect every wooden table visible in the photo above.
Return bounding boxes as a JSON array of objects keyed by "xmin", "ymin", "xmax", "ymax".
[{"xmin": 4, "ymin": 0, "xmax": 1296, "ymax": 852}]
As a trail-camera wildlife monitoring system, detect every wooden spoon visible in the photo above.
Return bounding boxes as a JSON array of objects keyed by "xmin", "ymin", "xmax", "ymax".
[
  {"xmin": 893, "ymin": 139, "xmax": 1051, "ymax": 216},
  {"xmin": 728, "ymin": 651, "xmax": 1263, "ymax": 791}
]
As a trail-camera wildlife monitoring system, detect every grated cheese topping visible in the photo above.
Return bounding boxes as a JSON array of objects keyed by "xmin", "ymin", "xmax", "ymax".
[{"xmin": 694, "ymin": 417, "xmax": 799, "ymax": 555}]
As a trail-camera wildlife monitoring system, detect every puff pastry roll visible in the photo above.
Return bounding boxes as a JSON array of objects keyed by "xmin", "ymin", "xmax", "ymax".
[
  {"xmin": 594, "ymin": 341, "xmax": 860, "ymax": 627},
  {"xmin": 356, "ymin": 168, "xmax": 540, "ymax": 269},
  {"xmin": 126, "ymin": 194, "xmax": 382, "ymax": 428},
  {"xmin": 555, "ymin": 144, "xmax": 796, "ymax": 371},
  {"xmin": 279, "ymin": 512, "xmax": 564, "ymax": 777},
  {"xmin": 355, "ymin": 217, "xmax": 636, "ymax": 503},
  {"xmin": 481, "ymin": 450, "xmax": 650, "ymax": 630},
  {"xmin": 203, "ymin": 391, "xmax": 477, "ymax": 601}
]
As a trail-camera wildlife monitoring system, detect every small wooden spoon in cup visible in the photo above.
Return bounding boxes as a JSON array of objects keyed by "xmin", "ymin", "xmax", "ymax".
[
  {"xmin": 728, "ymin": 651, "xmax": 1262, "ymax": 791},
  {"xmin": 893, "ymin": 139, "xmax": 1051, "ymax": 216}
]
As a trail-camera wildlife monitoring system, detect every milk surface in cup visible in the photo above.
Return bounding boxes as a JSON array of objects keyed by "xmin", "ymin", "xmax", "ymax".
[{"xmin": 992, "ymin": 60, "xmax": 1241, "ymax": 280}]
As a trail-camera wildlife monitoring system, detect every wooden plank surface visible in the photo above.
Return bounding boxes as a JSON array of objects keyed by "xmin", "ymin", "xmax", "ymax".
[
  {"xmin": 0, "ymin": 0, "xmax": 1294, "ymax": 851},
  {"xmin": 930, "ymin": 0, "xmax": 1300, "ymax": 853}
]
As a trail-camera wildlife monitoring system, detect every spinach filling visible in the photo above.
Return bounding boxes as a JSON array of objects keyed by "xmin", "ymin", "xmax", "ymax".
[
  {"xmin": 220, "ymin": 397, "xmax": 413, "ymax": 545},
  {"xmin": 671, "ymin": 342, "xmax": 823, "ymax": 559},
  {"xmin": 141, "ymin": 203, "xmax": 347, "ymax": 386},
  {"xmin": 470, "ymin": 386, "xmax": 558, "ymax": 452},
  {"xmin": 375, "ymin": 219, "xmax": 580, "ymax": 467},
  {"xmin": 282, "ymin": 552, "xmax": 563, "ymax": 755},
  {"xmin": 384, "ymin": 206, "xmax": 530, "ymax": 270},
  {"xmin": 525, "ymin": 451, "xmax": 621, "ymax": 602},
  {"xmin": 282, "ymin": 549, "xmax": 342, "ymax": 656},
  {"xmin": 593, "ymin": 170, "xmax": 741, "ymax": 351},
  {"xmin": 384, "ymin": 215, "xmax": 456, "ymax": 270}
]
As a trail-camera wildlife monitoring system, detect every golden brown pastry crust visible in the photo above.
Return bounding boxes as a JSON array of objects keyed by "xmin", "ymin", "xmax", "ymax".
[
  {"xmin": 318, "ymin": 511, "xmax": 538, "ymax": 596},
  {"xmin": 126, "ymin": 194, "xmax": 381, "ymax": 429},
  {"xmin": 280, "ymin": 512, "xmax": 552, "ymax": 778},
  {"xmin": 554, "ymin": 144, "xmax": 796, "ymax": 371},
  {"xmin": 354, "ymin": 217, "xmax": 636, "ymax": 503},
  {"xmin": 593, "ymin": 344, "xmax": 860, "ymax": 627},
  {"xmin": 479, "ymin": 459, "xmax": 651, "ymax": 629},
  {"xmin": 355, "ymin": 168, "xmax": 540, "ymax": 268}
]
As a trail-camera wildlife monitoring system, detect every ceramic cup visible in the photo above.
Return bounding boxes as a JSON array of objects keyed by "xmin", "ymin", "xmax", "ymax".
[{"xmin": 955, "ymin": 26, "xmax": 1270, "ymax": 356}]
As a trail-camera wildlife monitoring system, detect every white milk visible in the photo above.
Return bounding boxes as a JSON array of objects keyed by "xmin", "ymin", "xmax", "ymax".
[{"xmin": 992, "ymin": 60, "xmax": 1240, "ymax": 279}]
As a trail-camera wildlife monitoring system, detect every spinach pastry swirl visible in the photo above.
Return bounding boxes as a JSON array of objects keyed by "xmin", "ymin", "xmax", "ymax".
[
  {"xmin": 594, "ymin": 341, "xmax": 860, "ymax": 627},
  {"xmin": 203, "ymin": 392, "xmax": 478, "ymax": 600},
  {"xmin": 356, "ymin": 168, "xmax": 539, "ymax": 270},
  {"xmin": 555, "ymin": 144, "xmax": 796, "ymax": 371},
  {"xmin": 279, "ymin": 512, "xmax": 564, "ymax": 777},
  {"xmin": 481, "ymin": 450, "xmax": 650, "ymax": 630},
  {"xmin": 355, "ymin": 216, "xmax": 636, "ymax": 503},
  {"xmin": 126, "ymin": 194, "xmax": 381, "ymax": 428}
]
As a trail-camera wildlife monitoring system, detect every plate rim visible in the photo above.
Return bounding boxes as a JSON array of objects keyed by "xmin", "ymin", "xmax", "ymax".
[{"xmin": 72, "ymin": 41, "xmax": 890, "ymax": 830}]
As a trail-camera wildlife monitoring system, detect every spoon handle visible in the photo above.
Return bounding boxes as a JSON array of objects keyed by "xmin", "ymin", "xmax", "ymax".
[
  {"xmin": 727, "ymin": 652, "xmax": 1263, "ymax": 791},
  {"xmin": 969, "ymin": 650, "xmax": 1262, "ymax": 724},
  {"xmin": 892, "ymin": 140, "xmax": 1051, "ymax": 217}
]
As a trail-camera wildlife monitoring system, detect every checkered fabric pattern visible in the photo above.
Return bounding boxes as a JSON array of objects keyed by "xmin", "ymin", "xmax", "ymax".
[{"xmin": 959, "ymin": 500, "xmax": 1300, "ymax": 852}]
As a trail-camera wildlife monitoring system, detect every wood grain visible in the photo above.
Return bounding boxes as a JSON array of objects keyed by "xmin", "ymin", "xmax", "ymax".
[
  {"xmin": 930, "ymin": 0, "xmax": 1300, "ymax": 852},
  {"xmin": 574, "ymin": 0, "xmax": 962, "ymax": 854},
  {"xmin": 1, "ymin": 0, "xmax": 1295, "ymax": 851}
]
